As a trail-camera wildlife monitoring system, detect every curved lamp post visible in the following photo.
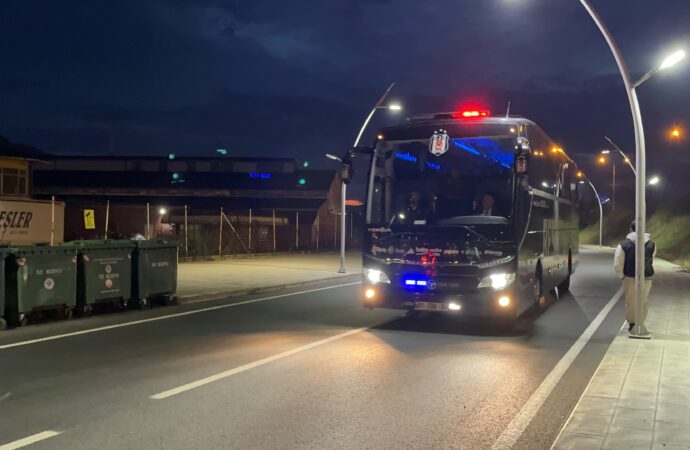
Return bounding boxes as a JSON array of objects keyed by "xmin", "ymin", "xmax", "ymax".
[
  {"xmin": 329, "ymin": 83, "xmax": 402, "ymax": 274},
  {"xmin": 579, "ymin": 0, "xmax": 685, "ymax": 338}
]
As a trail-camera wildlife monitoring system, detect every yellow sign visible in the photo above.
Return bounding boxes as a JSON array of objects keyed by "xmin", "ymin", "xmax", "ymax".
[{"xmin": 83, "ymin": 209, "xmax": 96, "ymax": 229}]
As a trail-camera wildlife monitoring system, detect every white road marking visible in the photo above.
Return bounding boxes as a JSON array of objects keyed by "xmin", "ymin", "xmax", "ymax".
[
  {"xmin": 151, "ymin": 326, "xmax": 370, "ymax": 400},
  {"xmin": 0, "ymin": 282, "xmax": 362, "ymax": 350},
  {"xmin": 491, "ymin": 286, "xmax": 624, "ymax": 450},
  {"xmin": 0, "ymin": 431, "xmax": 62, "ymax": 450},
  {"xmin": 550, "ymin": 320, "xmax": 627, "ymax": 449}
]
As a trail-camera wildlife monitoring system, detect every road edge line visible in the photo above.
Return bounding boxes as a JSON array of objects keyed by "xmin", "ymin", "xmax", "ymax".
[
  {"xmin": 549, "ymin": 319, "xmax": 628, "ymax": 449},
  {"xmin": 490, "ymin": 286, "xmax": 624, "ymax": 450}
]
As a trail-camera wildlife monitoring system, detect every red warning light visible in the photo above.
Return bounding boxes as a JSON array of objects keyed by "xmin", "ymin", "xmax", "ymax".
[{"xmin": 454, "ymin": 110, "xmax": 491, "ymax": 118}]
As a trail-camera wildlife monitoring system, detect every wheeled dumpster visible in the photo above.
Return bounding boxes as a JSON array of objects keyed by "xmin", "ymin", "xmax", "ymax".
[
  {"xmin": 65, "ymin": 240, "xmax": 135, "ymax": 314},
  {"xmin": 132, "ymin": 240, "xmax": 178, "ymax": 307},
  {"xmin": 0, "ymin": 247, "xmax": 10, "ymax": 329},
  {"xmin": 5, "ymin": 244, "xmax": 77, "ymax": 325}
]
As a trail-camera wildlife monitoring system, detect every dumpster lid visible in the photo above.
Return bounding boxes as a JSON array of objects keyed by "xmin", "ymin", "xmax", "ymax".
[
  {"xmin": 63, "ymin": 239, "xmax": 137, "ymax": 249},
  {"xmin": 132, "ymin": 239, "xmax": 178, "ymax": 249}
]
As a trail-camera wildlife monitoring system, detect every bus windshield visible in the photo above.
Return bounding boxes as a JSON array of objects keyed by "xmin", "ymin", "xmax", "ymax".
[{"xmin": 368, "ymin": 133, "xmax": 516, "ymax": 228}]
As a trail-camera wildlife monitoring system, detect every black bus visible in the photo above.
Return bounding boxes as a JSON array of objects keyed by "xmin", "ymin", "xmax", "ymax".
[{"xmin": 360, "ymin": 110, "xmax": 580, "ymax": 319}]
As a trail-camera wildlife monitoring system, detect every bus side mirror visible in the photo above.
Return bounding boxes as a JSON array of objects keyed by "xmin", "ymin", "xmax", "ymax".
[
  {"xmin": 341, "ymin": 163, "xmax": 353, "ymax": 184},
  {"xmin": 516, "ymin": 137, "xmax": 530, "ymax": 174}
]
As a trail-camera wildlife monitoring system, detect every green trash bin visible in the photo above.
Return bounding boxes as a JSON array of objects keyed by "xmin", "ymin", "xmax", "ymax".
[
  {"xmin": 65, "ymin": 240, "xmax": 135, "ymax": 314},
  {"xmin": 5, "ymin": 244, "xmax": 78, "ymax": 325},
  {"xmin": 132, "ymin": 240, "xmax": 178, "ymax": 308},
  {"xmin": 0, "ymin": 246, "xmax": 10, "ymax": 329}
]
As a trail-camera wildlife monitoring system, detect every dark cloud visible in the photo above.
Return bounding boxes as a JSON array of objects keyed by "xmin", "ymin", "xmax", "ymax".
[{"xmin": 0, "ymin": 0, "xmax": 688, "ymax": 174}]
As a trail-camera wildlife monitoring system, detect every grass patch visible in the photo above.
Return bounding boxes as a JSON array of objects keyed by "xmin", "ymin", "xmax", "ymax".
[{"xmin": 581, "ymin": 208, "xmax": 690, "ymax": 269}]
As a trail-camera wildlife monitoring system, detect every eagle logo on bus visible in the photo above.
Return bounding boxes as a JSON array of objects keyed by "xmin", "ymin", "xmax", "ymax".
[{"xmin": 429, "ymin": 129, "xmax": 449, "ymax": 156}]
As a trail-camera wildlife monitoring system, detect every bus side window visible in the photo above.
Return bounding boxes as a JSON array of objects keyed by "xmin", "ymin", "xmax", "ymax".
[{"xmin": 526, "ymin": 126, "xmax": 557, "ymax": 194}]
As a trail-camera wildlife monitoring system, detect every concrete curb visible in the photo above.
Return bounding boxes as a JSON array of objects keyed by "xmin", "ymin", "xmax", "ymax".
[
  {"xmin": 179, "ymin": 250, "xmax": 342, "ymax": 263},
  {"xmin": 176, "ymin": 273, "xmax": 362, "ymax": 305}
]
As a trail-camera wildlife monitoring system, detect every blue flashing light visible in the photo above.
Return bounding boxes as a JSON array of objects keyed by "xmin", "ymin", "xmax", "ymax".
[
  {"xmin": 403, "ymin": 277, "xmax": 430, "ymax": 288},
  {"xmin": 395, "ymin": 152, "xmax": 417, "ymax": 163}
]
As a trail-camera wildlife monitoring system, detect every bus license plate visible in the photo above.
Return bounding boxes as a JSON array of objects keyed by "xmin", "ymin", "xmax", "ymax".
[{"xmin": 414, "ymin": 302, "xmax": 449, "ymax": 312}]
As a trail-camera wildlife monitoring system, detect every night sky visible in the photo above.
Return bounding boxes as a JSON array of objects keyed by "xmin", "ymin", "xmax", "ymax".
[{"xmin": 1, "ymin": 1, "xmax": 688, "ymax": 182}]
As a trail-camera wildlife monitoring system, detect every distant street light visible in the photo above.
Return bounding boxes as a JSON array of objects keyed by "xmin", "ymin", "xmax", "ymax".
[
  {"xmin": 331, "ymin": 83, "xmax": 402, "ymax": 274},
  {"xmin": 648, "ymin": 175, "xmax": 661, "ymax": 186},
  {"xmin": 669, "ymin": 127, "xmax": 683, "ymax": 141},
  {"xmin": 159, "ymin": 207, "xmax": 167, "ymax": 215},
  {"xmin": 578, "ymin": 0, "xmax": 686, "ymax": 338},
  {"xmin": 577, "ymin": 170, "xmax": 603, "ymax": 247},
  {"xmin": 604, "ymin": 136, "xmax": 636, "ymax": 175}
]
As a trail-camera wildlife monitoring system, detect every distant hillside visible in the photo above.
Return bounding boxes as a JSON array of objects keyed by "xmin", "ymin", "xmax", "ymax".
[{"xmin": 581, "ymin": 208, "xmax": 690, "ymax": 269}]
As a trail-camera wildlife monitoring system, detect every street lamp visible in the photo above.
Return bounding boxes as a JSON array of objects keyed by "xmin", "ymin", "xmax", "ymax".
[
  {"xmin": 669, "ymin": 127, "xmax": 683, "ymax": 140},
  {"xmin": 604, "ymin": 136, "xmax": 636, "ymax": 175},
  {"xmin": 159, "ymin": 207, "xmax": 167, "ymax": 216},
  {"xmin": 579, "ymin": 0, "xmax": 685, "ymax": 338},
  {"xmin": 598, "ymin": 150, "xmax": 617, "ymax": 211},
  {"xmin": 330, "ymin": 83, "xmax": 402, "ymax": 274},
  {"xmin": 577, "ymin": 171, "xmax": 603, "ymax": 247},
  {"xmin": 648, "ymin": 175, "xmax": 661, "ymax": 186}
]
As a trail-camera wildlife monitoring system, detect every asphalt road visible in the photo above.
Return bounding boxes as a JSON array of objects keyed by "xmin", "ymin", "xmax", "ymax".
[{"xmin": 0, "ymin": 248, "xmax": 625, "ymax": 450}]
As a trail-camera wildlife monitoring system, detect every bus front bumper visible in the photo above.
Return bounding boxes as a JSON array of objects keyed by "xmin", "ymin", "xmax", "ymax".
[{"xmin": 361, "ymin": 284, "xmax": 517, "ymax": 318}]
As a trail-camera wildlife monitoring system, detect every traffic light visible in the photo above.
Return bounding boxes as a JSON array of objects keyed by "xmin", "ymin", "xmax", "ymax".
[
  {"xmin": 303, "ymin": 161, "xmax": 310, "ymax": 168},
  {"xmin": 168, "ymin": 153, "xmax": 176, "ymax": 160},
  {"xmin": 298, "ymin": 178, "xmax": 306, "ymax": 186}
]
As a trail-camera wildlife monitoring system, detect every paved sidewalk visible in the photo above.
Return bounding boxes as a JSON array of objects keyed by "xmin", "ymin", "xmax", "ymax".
[
  {"xmin": 553, "ymin": 258, "xmax": 690, "ymax": 450},
  {"xmin": 177, "ymin": 252, "xmax": 362, "ymax": 301}
]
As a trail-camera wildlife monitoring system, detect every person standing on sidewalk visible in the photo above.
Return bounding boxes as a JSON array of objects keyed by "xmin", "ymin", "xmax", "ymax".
[{"xmin": 614, "ymin": 220, "xmax": 656, "ymax": 332}]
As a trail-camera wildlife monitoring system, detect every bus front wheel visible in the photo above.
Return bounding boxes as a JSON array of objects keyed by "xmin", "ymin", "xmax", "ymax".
[
  {"xmin": 533, "ymin": 267, "xmax": 544, "ymax": 306},
  {"xmin": 558, "ymin": 252, "xmax": 572, "ymax": 294}
]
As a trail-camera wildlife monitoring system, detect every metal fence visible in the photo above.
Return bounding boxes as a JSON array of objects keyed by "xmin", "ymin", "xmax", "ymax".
[{"xmin": 61, "ymin": 202, "xmax": 363, "ymax": 258}]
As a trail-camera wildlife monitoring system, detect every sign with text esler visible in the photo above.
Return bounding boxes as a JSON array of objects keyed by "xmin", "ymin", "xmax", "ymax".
[{"xmin": 0, "ymin": 199, "xmax": 65, "ymax": 245}]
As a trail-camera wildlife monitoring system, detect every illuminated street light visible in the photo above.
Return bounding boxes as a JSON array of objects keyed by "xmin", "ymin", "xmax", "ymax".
[
  {"xmin": 598, "ymin": 155, "xmax": 607, "ymax": 165},
  {"xmin": 600, "ymin": 149, "xmax": 611, "ymax": 155},
  {"xmin": 648, "ymin": 175, "xmax": 661, "ymax": 186},
  {"xmin": 659, "ymin": 49, "xmax": 686, "ymax": 71},
  {"xmin": 159, "ymin": 207, "xmax": 167, "ymax": 215},
  {"xmin": 577, "ymin": 0, "xmax": 687, "ymax": 338},
  {"xmin": 387, "ymin": 103, "xmax": 403, "ymax": 111},
  {"xmin": 604, "ymin": 136, "xmax": 636, "ymax": 175},
  {"xmin": 669, "ymin": 127, "xmax": 683, "ymax": 141},
  {"xmin": 576, "ymin": 170, "xmax": 603, "ymax": 247}
]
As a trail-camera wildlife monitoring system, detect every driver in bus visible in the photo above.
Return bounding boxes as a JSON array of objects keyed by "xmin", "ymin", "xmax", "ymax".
[
  {"xmin": 404, "ymin": 190, "xmax": 429, "ymax": 222},
  {"xmin": 474, "ymin": 193, "xmax": 496, "ymax": 216}
]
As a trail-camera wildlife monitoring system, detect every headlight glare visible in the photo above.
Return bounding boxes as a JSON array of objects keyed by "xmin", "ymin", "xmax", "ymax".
[
  {"xmin": 478, "ymin": 273, "xmax": 516, "ymax": 290},
  {"xmin": 363, "ymin": 268, "xmax": 391, "ymax": 284}
]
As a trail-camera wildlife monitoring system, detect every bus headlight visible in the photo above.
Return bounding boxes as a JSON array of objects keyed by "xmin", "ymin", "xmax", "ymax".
[
  {"xmin": 363, "ymin": 268, "xmax": 391, "ymax": 284},
  {"xmin": 478, "ymin": 273, "xmax": 516, "ymax": 290}
]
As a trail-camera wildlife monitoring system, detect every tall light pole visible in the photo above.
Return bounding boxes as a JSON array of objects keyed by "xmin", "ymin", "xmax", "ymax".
[
  {"xmin": 578, "ymin": 0, "xmax": 685, "ymax": 338},
  {"xmin": 327, "ymin": 83, "xmax": 402, "ymax": 274}
]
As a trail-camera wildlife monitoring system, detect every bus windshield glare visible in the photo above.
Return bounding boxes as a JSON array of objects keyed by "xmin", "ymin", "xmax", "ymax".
[{"xmin": 368, "ymin": 132, "xmax": 516, "ymax": 228}]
